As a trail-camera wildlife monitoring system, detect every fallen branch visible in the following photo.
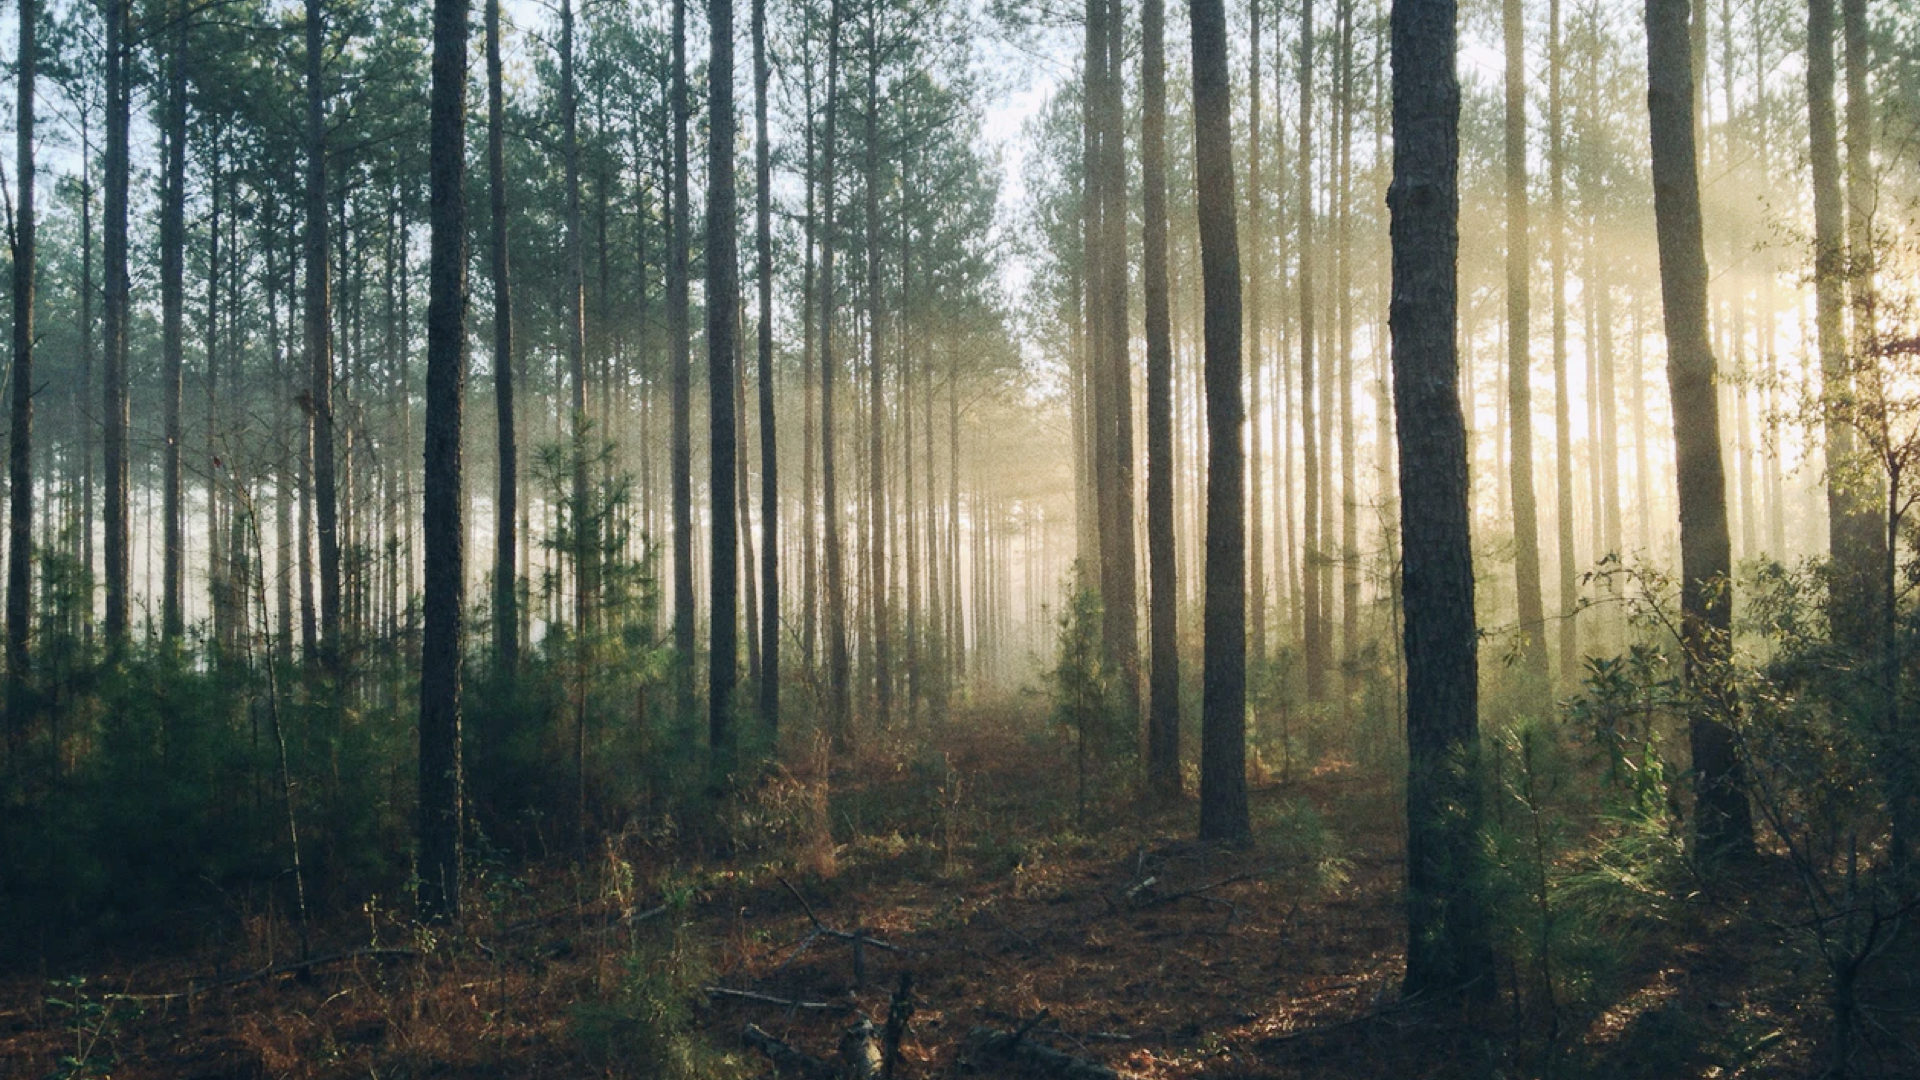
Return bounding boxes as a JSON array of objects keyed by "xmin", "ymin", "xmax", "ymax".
[
  {"xmin": 1135, "ymin": 871, "xmax": 1254, "ymax": 908},
  {"xmin": 743, "ymin": 1023, "xmax": 842, "ymax": 1080},
  {"xmin": 580, "ymin": 903, "xmax": 670, "ymax": 938},
  {"xmin": 779, "ymin": 877, "xmax": 905, "ymax": 953},
  {"xmin": 776, "ymin": 876, "xmax": 907, "ymax": 988},
  {"xmin": 963, "ymin": 1022, "xmax": 1120, "ymax": 1080},
  {"xmin": 705, "ymin": 986, "xmax": 854, "ymax": 1012}
]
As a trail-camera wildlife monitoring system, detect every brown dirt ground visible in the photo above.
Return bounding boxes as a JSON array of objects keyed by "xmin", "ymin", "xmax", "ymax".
[{"xmin": 0, "ymin": 705, "xmax": 1905, "ymax": 1078}]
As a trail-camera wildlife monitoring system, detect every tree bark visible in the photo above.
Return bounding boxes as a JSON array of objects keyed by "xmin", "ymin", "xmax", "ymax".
[
  {"xmin": 709, "ymin": 0, "xmax": 741, "ymax": 785},
  {"xmin": 671, "ymin": 0, "xmax": 697, "ymax": 724},
  {"xmin": 1809, "ymin": 0, "xmax": 1869, "ymax": 646},
  {"xmin": 1549, "ymin": 0, "xmax": 1577, "ymax": 681},
  {"xmin": 306, "ymin": 0, "xmax": 342, "ymax": 670},
  {"xmin": 1098, "ymin": 0, "xmax": 1140, "ymax": 730},
  {"xmin": 160, "ymin": 0, "xmax": 187, "ymax": 643},
  {"xmin": 419, "ymin": 0, "xmax": 470, "ymax": 923},
  {"xmin": 1143, "ymin": 0, "xmax": 1179, "ymax": 798},
  {"xmin": 1390, "ymin": 0, "xmax": 1493, "ymax": 1000},
  {"xmin": 1504, "ymin": 0, "xmax": 1550, "ymax": 700},
  {"xmin": 821, "ymin": 0, "xmax": 852, "ymax": 744},
  {"xmin": 864, "ymin": 5, "xmax": 891, "ymax": 730},
  {"xmin": 7, "ymin": 0, "xmax": 34, "ymax": 738},
  {"xmin": 1646, "ymin": 0, "xmax": 1752, "ymax": 861},
  {"xmin": 754, "ymin": 0, "xmax": 779, "ymax": 733},
  {"xmin": 1297, "ymin": 0, "xmax": 1325, "ymax": 702},
  {"xmin": 1246, "ymin": 0, "xmax": 1265, "ymax": 666},
  {"xmin": 103, "ymin": 0, "xmax": 131, "ymax": 650},
  {"xmin": 487, "ymin": 0, "xmax": 517, "ymax": 675},
  {"xmin": 1191, "ymin": 0, "xmax": 1248, "ymax": 843}
]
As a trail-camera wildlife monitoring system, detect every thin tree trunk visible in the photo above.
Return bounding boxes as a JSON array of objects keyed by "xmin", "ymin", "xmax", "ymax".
[
  {"xmin": 821, "ymin": 0, "xmax": 852, "ymax": 743},
  {"xmin": 6, "ymin": 0, "xmax": 34, "ymax": 738},
  {"xmin": 307, "ymin": 0, "xmax": 342, "ymax": 669},
  {"xmin": 160, "ymin": 0, "xmax": 187, "ymax": 643},
  {"xmin": 103, "ymin": 0, "xmax": 131, "ymax": 649},
  {"xmin": 1505, "ymin": 0, "xmax": 1550, "ymax": 699},
  {"xmin": 671, "ymin": 0, "xmax": 697, "ymax": 723},
  {"xmin": 1297, "ymin": 0, "xmax": 1324, "ymax": 702},
  {"xmin": 736, "ymin": 321, "xmax": 760, "ymax": 690},
  {"xmin": 487, "ymin": 0, "xmax": 517, "ymax": 674},
  {"xmin": 1246, "ymin": 0, "xmax": 1265, "ymax": 664},
  {"xmin": 1098, "ymin": 0, "xmax": 1141, "ymax": 729},
  {"xmin": 1550, "ymin": 0, "xmax": 1577, "ymax": 681},
  {"xmin": 864, "ymin": 6, "xmax": 891, "ymax": 730},
  {"xmin": 1143, "ymin": 0, "xmax": 1179, "ymax": 797},
  {"xmin": 754, "ymin": 0, "xmax": 779, "ymax": 732},
  {"xmin": 709, "ymin": 0, "xmax": 741, "ymax": 784},
  {"xmin": 1808, "ymin": 0, "xmax": 1877, "ymax": 651},
  {"xmin": 1336, "ymin": 0, "xmax": 1358, "ymax": 716},
  {"xmin": 801, "ymin": 28, "xmax": 820, "ymax": 674}
]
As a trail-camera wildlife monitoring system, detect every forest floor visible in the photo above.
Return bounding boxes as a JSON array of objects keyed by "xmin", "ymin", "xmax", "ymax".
[{"xmin": 0, "ymin": 699, "xmax": 1903, "ymax": 1079}]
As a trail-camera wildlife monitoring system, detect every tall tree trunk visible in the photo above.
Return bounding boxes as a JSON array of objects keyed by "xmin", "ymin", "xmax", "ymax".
[
  {"xmin": 562, "ymin": 0, "xmax": 591, "ymax": 637},
  {"xmin": 671, "ymin": 0, "xmax": 697, "ymax": 723},
  {"xmin": 1505, "ymin": 0, "xmax": 1550, "ymax": 700},
  {"xmin": 754, "ymin": 0, "xmax": 779, "ymax": 732},
  {"xmin": 801, "ymin": 27, "xmax": 819, "ymax": 674},
  {"xmin": 1841, "ymin": 0, "xmax": 1872, "ymax": 333},
  {"xmin": 1549, "ymin": 0, "xmax": 1577, "ymax": 680},
  {"xmin": 103, "ymin": 0, "xmax": 131, "ymax": 650},
  {"xmin": 1392, "ymin": 0, "xmax": 1492, "ymax": 1001},
  {"xmin": 900, "ymin": 175, "xmax": 918, "ymax": 725},
  {"xmin": 864, "ymin": 5, "xmax": 891, "ymax": 730},
  {"xmin": 1336, "ymin": 0, "xmax": 1358, "ymax": 717},
  {"xmin": 1143, "ymin": 0, "xmax": 1179, "ymax": 797},
  {"xmin": 78, "ymin": 128, "xmax": 95, "ymax": 650},
  {"xmin": 1297, "ymin": 0, "xmax": 1324, "ymax": 702},
  {"xmin": 1191, "ymin": 0, "xmax": 1247, "ymax": 843},
  {"xmin": 271, "ymin": 227, "xmax": 294, "ymax": 663},
  {"xmin": 6, "ymin": 0, "xmax": 34, "ymax": 740},
  {"xmin": 1647, "ymin": 0, "xmax": 1752, "ymax": 860},
  {"xmin": 419, "ymin": 0, "xmax": 469, "ymax": 923},
  {"xmin": 1807, "ymin": 0, "xmax": 1876, "ymax": 651},
  {"xmin": 488, "ymin": 0, "xmax": 517, "ymax": 675},
  {"xmin": 709, "ymin": 0, "xmax": 741, "ymax": 784},
  {"xmin": 307, "ymin": 0, "xmax": 342, "ymax": 669},
  {"xmin": 821, "ymin": 0, "xmax": 852, "ymax": 743},
  {"xmin": 736, "ymin": 324, "xmax": 760, "ymax": 689},
  {"xmin": 1081, "ymin": 0, "xmax": 1103, "ymax": 594},
  {"xmin": 1246, "ymin": 0, "xmax": 1265, "ymax": 665},
  {"xmin": 160, "ymin": 0, "xmax": 187, "ymax": 643},
  {"xmin": 1098, "ymin": 0, "xmax": 1141, "ymax": 729},
  {"xmin": 206, "ymin": 141, "xmax": 227, "ymax": 653}
]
